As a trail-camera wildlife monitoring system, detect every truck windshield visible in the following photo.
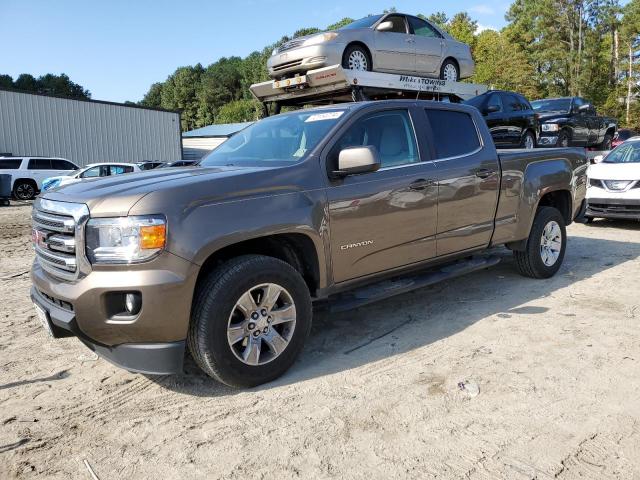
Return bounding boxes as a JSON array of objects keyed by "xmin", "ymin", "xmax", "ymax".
[
  {"xmin": 339, "ymin": 15, "xmax": 383, "ymax": 30},
  {"xmin": 603, "ymin": 142, "xmax": 640, "ymax": 163},
  {"xmin": 200, "ymin": 110, "xmax": 346, "ymax": 167},
  {"xmin": 531, "ymin": 99, "xmax": 572, "ymax": 113}
]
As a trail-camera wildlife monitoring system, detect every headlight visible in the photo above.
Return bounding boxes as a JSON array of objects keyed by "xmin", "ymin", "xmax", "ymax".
[
  {"xmin": 272, "ymin": 48, "xmax": 278, "ymax": 56},
  {"xmin": 542, "ymin": 123, "xmax": 559, "ymax": 132},
  {"xmin": 85, "ymin": 215, "xmax": 166, "ymax": 264},
  {"xmin": 302, "ymin": 32, "xmax": 338, "ymax": 46}
]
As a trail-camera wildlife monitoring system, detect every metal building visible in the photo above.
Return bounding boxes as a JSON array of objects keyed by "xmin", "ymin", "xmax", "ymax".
[
  {"xmin": 0, "ymin": 88, "xmax": 182, "ymax": 166},
  {"xmin": 182, "ymin": 122, "xmax": 252, "ymax": 161}
]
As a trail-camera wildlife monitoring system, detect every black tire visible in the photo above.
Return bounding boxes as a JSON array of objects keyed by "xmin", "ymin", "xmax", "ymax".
[
  {"xmin": 584, "ymin": 216, "xmax": 594, "ymax": 224},
  {"xmin": 557, "ymin": 130, "xmax": 571, "ymax": 148},
  {"xmin": 188, "ymin": 255, "xmax": 312, "ymax": 388},
  {"xmin": 342, "ymin": 45, "xmax": 372, "ymax": 72},
  {"xmin": 599, "ymin": 133, "xmax": 613, "ymax": 150},
  {"xmin": 521, "ymin": 130, "xmax": 536, "ymax": 149},
  {"xmin": 513, "ymin": 206, "xmax": 567, "ymax": 279},
  {"xmin": 439, "ymin": 59, "xmax": 460, "ymax": 81},
  {"xmin": 13, "ymin": 180, "xmax": 37, "ymax": 200}
]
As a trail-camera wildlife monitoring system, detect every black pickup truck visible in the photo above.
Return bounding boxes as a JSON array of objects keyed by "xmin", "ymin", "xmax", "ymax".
[
  {"xmin": 31, "ymin": 100, "xmax": 588, "ymax": 387},
  {"xmin": 532, "ymin": 97, "xmax": 618, "ymax": 149}
]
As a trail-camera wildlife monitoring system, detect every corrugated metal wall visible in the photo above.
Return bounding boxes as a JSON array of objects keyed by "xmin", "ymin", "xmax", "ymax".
[
  {"xmin": 182, "ymin": 137, "xmax": 228, "ymax": 160},
  {"xmin": 0, "ymin": 89, "xmax": 181, "ymax": 166}
]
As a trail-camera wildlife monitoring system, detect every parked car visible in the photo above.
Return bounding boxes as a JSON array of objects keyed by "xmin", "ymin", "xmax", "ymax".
[
  {"xmin": 464, "ymin": 90, "xmax": 538, "ymax": 149},
  {"xmin": 161, "ymin": 160, "xmax": 199, "ymax": 168},
  {"xmin": 532, "ymin": 97, "xmax": 617, "ymax": 149},
  {"xmin": 136, "ymin": 161, "xmax": 166, "ymax": 170},
  {"xmin": 31, "ymin": 101, "xmax": 586, "ymax": 387},
  {"xmin": 585, "ymin": 137, "xmax": 640, "ymax": 221},
  {"xmin": 611, "ymin": 128, "xmax": 638, "ymax": 149},
  {"xmin": 0, "ymin": 156, "xmax": 78, "ymax": 200},
  {"xmin": 268, "ymin": 13, "xmax": 474, "ymax": 82},
  {"xmin": 42, "ymin": 163, "xmax": 141, "ymax": 191}
]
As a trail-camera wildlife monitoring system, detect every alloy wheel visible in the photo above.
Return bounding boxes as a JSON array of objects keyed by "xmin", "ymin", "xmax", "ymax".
[
  {"xmin": 540, "ymin": 220, "xmax": 562, "ymax": 266},
  {"xmin": 443, "ymin": 64, "xmax": 458, "ymax": 81},
  {"xmin": 15, "ymin": 183, "xmax": 35, "ymax": 200},
  {"xmin": 524, "ymin": 134, "xmax": 535, "ymax": 149},
  {"xmin": 227, "ymin": 283, "xmax": 296, "ymax": 366},
  {"xmin": 348, "ymin": 51, "xmax": 368, "ymax": 71}
]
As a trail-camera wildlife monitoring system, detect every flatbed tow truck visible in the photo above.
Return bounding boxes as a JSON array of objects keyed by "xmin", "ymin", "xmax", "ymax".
[{"xmin": 250, "ymin": 64, "xmax": 487, "ymax": 115}]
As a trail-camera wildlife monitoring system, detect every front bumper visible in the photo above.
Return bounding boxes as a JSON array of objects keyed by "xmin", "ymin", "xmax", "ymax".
[
  {"xmin": 586, "ymin": 198, "xmax": 640, "ymax": 219},
  {"xmin": 267, "ymin": 43, "xmax": 345, "ymax": 78},
  {"xmin": 30, "ymin": 252, "xmax": 199, "ymax": 374}
]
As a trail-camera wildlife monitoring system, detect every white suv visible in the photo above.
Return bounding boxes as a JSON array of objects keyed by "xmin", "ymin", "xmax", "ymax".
[
  {"xmin": 586, "ymin": 138, "xmax": 640, "ymax": 221},
  {"xmin": 0, "ymin": 157, "xmax": 79, "ymax": 200}
]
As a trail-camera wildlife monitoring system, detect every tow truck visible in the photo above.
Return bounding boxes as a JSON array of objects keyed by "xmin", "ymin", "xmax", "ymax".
[{"xmin": 250, "ymin": 64, "xmax": 487, "ymax": 115}]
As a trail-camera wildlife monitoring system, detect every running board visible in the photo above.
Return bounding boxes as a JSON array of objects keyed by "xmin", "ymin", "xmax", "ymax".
[{"xmin": 329, "ymin": 255, "xmax": 501, "ymax": 313}]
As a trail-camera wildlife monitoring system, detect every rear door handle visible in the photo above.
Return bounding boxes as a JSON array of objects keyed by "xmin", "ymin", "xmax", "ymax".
[
  {"xmin": 474, "ymin": 168, "xmax": 495, "ymax": 179},
  {"xmin": 409, "ymin": 179, "xmax": 435, "ymax": 190}
]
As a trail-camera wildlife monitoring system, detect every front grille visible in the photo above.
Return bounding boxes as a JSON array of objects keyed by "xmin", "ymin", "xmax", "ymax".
[
  {"xmin": 277, "ymin": 39, "xmax": 305, "ymax": 53},
  {"xmin": 588, "ymin": 203, "xmax": 640, "ymax": 214},
  {"xmin": 32, "ymin": 198, "xmax": 89, "ymax": 281},
  {"xmin": 272, "ymin": 60, "xmax": 304, "ymax": 72}
]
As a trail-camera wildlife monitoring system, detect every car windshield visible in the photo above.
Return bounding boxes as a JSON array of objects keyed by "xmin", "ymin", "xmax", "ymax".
[
  {"xmin": 199, "ymin": 109, "xmax": 347, "ymax": 167},
  {"xmin": 531, "ymin": 99, "xmax": 572, "ymax": 113},
  {"xmin": 338, "ymin": 15, "xmax": 383, "ymax": 30},
  {"xmin": 603, "ymin": 142, "xmax": 640, "ymax": 163}
]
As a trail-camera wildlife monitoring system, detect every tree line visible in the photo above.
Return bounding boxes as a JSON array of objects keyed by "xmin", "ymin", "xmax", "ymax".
[
  {"xmin": 139, "ymin": 0, "xmax": 640, "ymax": 132},
  {"xmin": 0, "ymin": 73, "xmax": 91, "ymax": 100}
]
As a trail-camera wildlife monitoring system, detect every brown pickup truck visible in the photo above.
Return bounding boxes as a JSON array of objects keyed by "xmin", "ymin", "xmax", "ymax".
[{"xmin": 30, "ymin": 100, "xmax": 588, "ymax": 387}]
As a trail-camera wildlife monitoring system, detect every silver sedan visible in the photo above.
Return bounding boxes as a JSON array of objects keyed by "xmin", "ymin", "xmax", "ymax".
[{"xmin": 267, "ymin": 13, "xmax": 475, "ymax": 82}]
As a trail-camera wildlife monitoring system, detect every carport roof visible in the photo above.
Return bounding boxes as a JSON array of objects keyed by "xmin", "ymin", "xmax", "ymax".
[{"xmin": 182, "ymin": 122, "xmax": 253, "ymax": 138}]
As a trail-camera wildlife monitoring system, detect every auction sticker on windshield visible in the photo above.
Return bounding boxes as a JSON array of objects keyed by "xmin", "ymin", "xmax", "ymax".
[{"xmin": 305, "ymin": 112, "xmax": 344, "ymax": 122}]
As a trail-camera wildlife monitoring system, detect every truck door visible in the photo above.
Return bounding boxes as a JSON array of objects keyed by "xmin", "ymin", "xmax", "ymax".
[
  {"xmin": 325, "ymin": 107, "xmax": 438, "ymax": 283},
  {"xmin": 406, "ymin": 16, "xmax": 443, "ymax": 75},
  {"xmin": 483, "ymin": 93, "xmax": 509, "ymax": 147},
  {"xmin": 500, "ymin": 93, "xmax": 526, "ymax": 146},
  {"xmin": 423, "ymin": 108, "xmax": 500, "ymax": 256},
  {"xmin": 571, "ymin": 98, "xmax": 589, "ymax": 146},
  {"xmin": 373, "ymin": 15, "xmax": 415, "ymax": 73}
]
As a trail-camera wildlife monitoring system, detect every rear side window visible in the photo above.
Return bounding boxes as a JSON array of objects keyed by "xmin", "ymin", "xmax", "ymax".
[
  {"xmin": 28, "ymin": 159, "xmax": 52, "ymax": 170},
  {"xmin": 518, "ymin": 95, "xmax": 532, "ymax": 111},
  {"xmin": 408, "ymin": 17, "xmax": 440, "ymax": 38},
  {"xmin": 51, "ymin": 159, "xmax": 76, "ymax": 170},
  {"xmin": 0, "ymin": 159, "xmax": 21, "ymax": 169},
  {"xmin": 425, "ymin": 109, "xmax": 481, "ymax": 159},
  {"xmin": 110, "ymin": 165, "xmax": 133, "ymax": 175},
  {"xmin": 502, "ymin": 94, "xmax": 521, "ymax": 112}
]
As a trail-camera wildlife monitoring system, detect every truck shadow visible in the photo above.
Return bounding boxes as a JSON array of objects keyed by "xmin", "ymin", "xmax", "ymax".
[{"xmin": 151, "ymin": 234, "xmax": 639, "ymax": 396}]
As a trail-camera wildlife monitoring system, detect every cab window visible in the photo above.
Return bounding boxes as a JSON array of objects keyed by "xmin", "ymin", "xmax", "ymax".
[
  {"xmin": 384, "ymin": 15, "xmax": 408, "ymax": 33},
  {"xmin": 408, "ymin": 17, "xmax": 440, "ymax": 38},
  {"xmin": 425, "ymin": 109, "xmax": 480, "ymax": 159},
  {"xmin": 330, "ymin": 109, "xmax": 419, "ymax": 169},
  {"xmin": 487, "ymin": 94, "xmax": 503, "ymax": 113}
]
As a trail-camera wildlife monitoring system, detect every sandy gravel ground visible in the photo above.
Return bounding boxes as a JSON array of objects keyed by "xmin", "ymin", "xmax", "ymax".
[{"xmin": 1, "ymin": 202, "xmax": 640, "ymax": 480}]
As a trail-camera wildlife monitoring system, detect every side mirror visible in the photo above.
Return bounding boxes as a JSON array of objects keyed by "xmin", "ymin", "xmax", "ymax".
[
  {"xmin": 333, "ymin": 146, "xmax": 381, "ymax": 177},
  {"xmin": 376, "ymin": 21, "xmax": 394, "ymax": 32},
  {"xmin": 484, "ymin": 105, "xmax": 500, "ymax": 115},
  {"xmin": 591, "ymin": 154, "xmax": 604, "ymax": 164}
]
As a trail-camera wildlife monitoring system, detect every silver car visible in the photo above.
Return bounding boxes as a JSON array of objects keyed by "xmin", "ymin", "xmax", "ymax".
[{"xmin": 267, "ymin": 13, "xmax": 474, "ymax": 82}]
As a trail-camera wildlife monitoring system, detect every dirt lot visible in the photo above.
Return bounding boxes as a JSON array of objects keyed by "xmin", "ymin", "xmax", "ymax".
[{"xmin": 1, "ymin": 202, "xmax": 640, "ymax": 480}]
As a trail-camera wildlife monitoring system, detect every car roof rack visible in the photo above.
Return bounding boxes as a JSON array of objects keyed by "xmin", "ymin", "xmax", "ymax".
[{"xmin": 250, "ymin": 64, "xmax": 488, "ymax": 116}]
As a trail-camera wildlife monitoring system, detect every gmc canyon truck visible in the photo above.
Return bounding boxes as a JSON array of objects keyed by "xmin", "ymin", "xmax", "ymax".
[
  {"xmin": 532, "ymin": 96, "xmax": 618, "ymax": 149},
  {"xmin": 30, "ymin": 101, "xmax": 587, "ymax": 387}
]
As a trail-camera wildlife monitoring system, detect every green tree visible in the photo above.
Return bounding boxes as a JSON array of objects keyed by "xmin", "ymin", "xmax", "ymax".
[
  {"xmin": 327, "ymin": 17, "xmax": 354, "ymax": 30},
  {"xmin": 36, "ymin": 73, "xmax": 90, "ymax": 99},
  {"xmin": 140, "ymin": 82, "xmax": 163, "ymax": 108},
  {"xmin": 424, "ymin": 12, "xmax": 449, "ymax": 31},
  {"xmin": 293, "ymin": 27, "xmax": 321, "ymax": 38},
  {"xmin": 448, "ymin": 12, "xmax": 478, "ymax": 49},
  {"xmin": 160, "ymin": 64, "xmax": 204, "ymax": 131},
  {"xmin": 14, "ymin": 74, "xmax": 38, "ymax": 91},
  {"xmin": 215, "ymin": 99, "xmax": 261, "ymax": 123},
  {"xmin": 0, "ymin": 74, "xmax": 13, "ymax": 88},
  {"xmin": 196, "ymin": 57, "xmax": 244, "ymax": 127}
]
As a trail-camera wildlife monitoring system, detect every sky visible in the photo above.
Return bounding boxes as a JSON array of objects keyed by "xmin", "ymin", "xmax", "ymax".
[{"xmin": 0, "ymin": 0, "xmax": 512, "ymax": 103}]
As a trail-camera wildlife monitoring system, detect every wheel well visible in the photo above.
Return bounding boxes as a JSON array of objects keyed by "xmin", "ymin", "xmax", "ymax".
[
  {"xmin": 195, "ymin": 233, "xmax": 320, "ymax": 296},
  {"xmin": 12, "ymin": 178, "xmax": 38, "ymax": 190},
  {"xmin": 605, "ymin": 127, "xmax": 616, "ymax": 137},
  {"xmin": 441, "ymin": 57, "xmax": 460, "ymax": 72},
  {"xmin": 538, "ymin": 190, "xmax": 572, "ymax": 225},
  {"xmin": 344, "ymin": 42, "xmax": 372, "ymax": 64}
]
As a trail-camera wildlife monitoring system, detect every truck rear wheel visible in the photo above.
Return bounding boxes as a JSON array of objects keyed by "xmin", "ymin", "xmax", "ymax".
[
  {"xmin": 188, "ymin": 255, "xmax": 312, "ymax": 388},
  {"xmin": 513, "ymin": 207, "xmax": 567, "ymax": 279}
]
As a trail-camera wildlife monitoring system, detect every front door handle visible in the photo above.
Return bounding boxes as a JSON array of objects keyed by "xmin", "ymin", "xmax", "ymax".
[
  {"xmin": 474, "ymin": 168, "xmax": 495, "ymax": 179},
  {"xmin": 409, "ymin": 178, "xmax": 435, "ymax": 190}
]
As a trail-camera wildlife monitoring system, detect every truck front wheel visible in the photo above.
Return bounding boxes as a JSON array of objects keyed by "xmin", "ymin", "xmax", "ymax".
[
  {"xmin": 188, "ymin": 255, "xmax": 312, "ymax": 388},
  {"xmin": 513, "ymin": 207, "xmax": 567, "ymax": 279}
]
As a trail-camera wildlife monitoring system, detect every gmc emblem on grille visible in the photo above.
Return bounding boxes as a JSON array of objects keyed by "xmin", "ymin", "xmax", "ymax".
[{"xmin": 32, "ymin": 228, "xmax": 48, "ymax": 249}]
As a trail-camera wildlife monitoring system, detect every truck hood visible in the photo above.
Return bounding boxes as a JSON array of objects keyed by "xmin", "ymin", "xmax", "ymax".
[
  {"xmin": 536, "ymin": 111, "xmax": 570, "ymax": 123},
  {"xmin": 588, "ymin": 162, "xmax": 640, "ymax": 180},
  {"xmin": 41, "ymin": 165, "xmax": 278, "ymax": 216}
]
